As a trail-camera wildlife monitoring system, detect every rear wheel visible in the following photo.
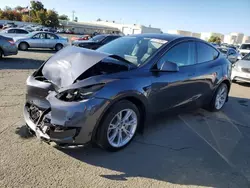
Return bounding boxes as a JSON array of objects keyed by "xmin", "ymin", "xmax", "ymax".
[
  {"xmin": 96, "ymin": 100, "xmax": 140, "ymax": 151},
  {"xmin": 19, "ymin": 42, "xmax": 28, "ymax": 51},
  {"xmin": 208, "ymin": 83, "xmax": 228, "ymax": 111},
  {"xmin": 55, "ymin": 43, "xmax": 63, "ymax": 51}
]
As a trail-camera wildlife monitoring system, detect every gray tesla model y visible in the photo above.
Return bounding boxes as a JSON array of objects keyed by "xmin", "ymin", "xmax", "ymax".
[{"xmin": 24, "ymin": 34, "xmax": 231, "ymax": 151}]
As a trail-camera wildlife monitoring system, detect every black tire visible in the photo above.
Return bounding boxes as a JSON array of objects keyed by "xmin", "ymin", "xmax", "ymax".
[
  {"xmin": 0, "ymin": 49, "xmax": 3, "ymax": 59},
  {"xmin": 207, "ymin": 83, "xmax": 228, "ymax": 112},
  {"xmin": 96, "ymin": 100, "xmax": 140, "ymax": 151},
  {"xmin": 55, "ymin": 43, "xmax": 63, "ymax": 51},
  {"xmin": 19, "ymin": 42, "xmax": 28, "ymax": 51}
]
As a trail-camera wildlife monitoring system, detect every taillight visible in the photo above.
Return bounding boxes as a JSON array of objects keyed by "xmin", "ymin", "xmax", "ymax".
[{"xmin": 8, "ymin": 40, "xmax": 15, "ymax": 45}]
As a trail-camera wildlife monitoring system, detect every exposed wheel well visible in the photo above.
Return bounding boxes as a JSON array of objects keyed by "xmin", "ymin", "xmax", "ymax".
[
  {"xmin": 221, "ymin": 79, "xmax": 231, "ymax": 91},
  {"xmin": 123, "ymin": 96, "xmax": 146, "ymax": 133},
  {"xmin": 220, "ymin": 79, "xmax": 231, "ymax": 101},
  {"xmin": 92, "ymin": 96, "xmax": 147, "ymax": 142}
]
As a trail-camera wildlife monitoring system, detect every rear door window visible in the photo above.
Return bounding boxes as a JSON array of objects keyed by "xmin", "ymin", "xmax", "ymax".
[
  {"xmin": 46, "ymin": 33, "xmax": 58, "ymax": 39},
  {"xmin": 16, "ymin": 29, "xmax": 28, "ymax": 34},
  {"xmin": 197, "ymin": 42, "xmax": 219, "ymax": 63},
  {"xmin": 7, "ymin": 29, "xmax": 16, "ymax": 33}
]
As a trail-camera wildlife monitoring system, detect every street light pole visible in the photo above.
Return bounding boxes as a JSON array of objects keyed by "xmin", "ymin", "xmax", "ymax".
[{"xmin": 72, "ymin": 10, "xmax": 75, "ymax": 21}]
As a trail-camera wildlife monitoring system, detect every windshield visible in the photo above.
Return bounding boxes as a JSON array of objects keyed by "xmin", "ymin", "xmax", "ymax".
[
  {"xmin": 218, "ymin": 48, "xmax": 228, "ymax": 54},
  {"xmin": 242, "ymin": 53, "xmax": 250, "ymax": 61},
  {"xmin": 97, "ymin": 36, "xmax": 168, "ymax": 66},
  {"xmin": 240, "ymin": 44, "xmax": 250, "ymax": 50},
  {"xmin": 89, "ymin": 35, "xmax": 106, "ymax": 42}
]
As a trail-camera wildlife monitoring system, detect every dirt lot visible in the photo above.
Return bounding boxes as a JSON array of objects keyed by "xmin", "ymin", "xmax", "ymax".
[{"xmin": 1, "ymin": 50, "xmax": 250, "ymax": 188}]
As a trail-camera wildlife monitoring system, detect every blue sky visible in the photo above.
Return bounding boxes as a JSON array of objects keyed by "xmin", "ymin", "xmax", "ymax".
[{"xmin": 1, "ymin": 0, "xmax": 250, "ymax": 35}]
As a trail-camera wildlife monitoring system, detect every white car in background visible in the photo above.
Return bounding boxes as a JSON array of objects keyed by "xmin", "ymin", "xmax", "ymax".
[
  {"xmin": 239, "ymin": 43, "xmax": 250, "ymax": 57},
  {"xmin": 0, "ymin": 28, "xmax": 29, "ymax": 37},
  {"xmin": 231, "ymin": 53, "xmax": 250, "ymax": 83},
  {"xmin": 15, "ymin": 31, "xmax": 69, "ymax": 51}
]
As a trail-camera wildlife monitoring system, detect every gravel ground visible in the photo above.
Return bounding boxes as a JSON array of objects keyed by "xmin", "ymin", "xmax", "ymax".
[{"xmin": 1, "ymin": 50, "xmax": 250, "ymax": 188}]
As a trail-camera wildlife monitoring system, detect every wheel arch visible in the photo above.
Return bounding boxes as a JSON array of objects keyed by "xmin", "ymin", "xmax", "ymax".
[
  {"xmin": 18, "ymin": 41, "xmax": 30, "ymax": 48},
  {"xmin": 55, "ymin": 43, "xmax": 63, "ymax": 47},
  {"xmin": 91, "ymin": 93, "xmax": 148, "ymax": 142},
  {"xmin": 220, "ymin": 79, "xmax": 231, "ymax": 102}
]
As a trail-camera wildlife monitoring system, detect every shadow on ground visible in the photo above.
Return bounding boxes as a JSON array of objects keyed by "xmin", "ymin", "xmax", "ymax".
[
  {"xmin": 25, "ymin": 49, "xmax": 56, "ymax": 54},
  {"xmin": 52, "ymin": 96, "xmax": 250, "ymax": 187},
  {"xmin": 0, "ymin": 57, "xmax": 44, "ymax": 69}
]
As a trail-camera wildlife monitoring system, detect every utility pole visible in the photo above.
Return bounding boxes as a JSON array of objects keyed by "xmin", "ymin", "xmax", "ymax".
[{"xmin": 72, "ymin": 10, "xmax": 75, "ymax": 21}]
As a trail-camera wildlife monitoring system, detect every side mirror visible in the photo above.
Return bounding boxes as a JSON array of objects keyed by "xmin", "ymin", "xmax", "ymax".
[
  {"xmin": 158, "ymin": 61, "xmax": 179, "ymax": 72},
  {"xmin": 227, "ymin": 54, "xmax": 237, "ymax": 63}
]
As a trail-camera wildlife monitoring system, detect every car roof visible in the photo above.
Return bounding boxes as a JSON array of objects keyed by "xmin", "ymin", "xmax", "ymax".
[{"xmin": 30, "ymin": 31, "xmax": 58, "ymax": 35}]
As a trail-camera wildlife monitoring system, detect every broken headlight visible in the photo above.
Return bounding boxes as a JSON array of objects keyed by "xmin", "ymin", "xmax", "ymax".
[{"xmin": 56, "ymin": 84, "xmax": 105, "ymax": 102}]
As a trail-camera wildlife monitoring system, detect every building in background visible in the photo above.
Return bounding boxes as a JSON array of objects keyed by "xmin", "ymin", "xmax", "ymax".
[
  {"xmin": 200, "ymin": 32, "xmax": 224, "ymax": 42},
  {"xmin": 191, "ymin": 32, "xmax": 201, "ymax": 38},
  {"xmin": 242, "ymin": 36, "xmax": 250, "ymax": 43},
  {"xmin": 92, "ymin": 20, "xmax": 162, "ymax": 35},
  {"xmin": 59, "ymin": 20, "xmax": 120, "ymax": 34},
  {"xmin": 167, "ymin": 30, "xmax": 192, "ymax": 36},
  {"xmin": 59, "ymin": 20, "xmax": 162, "ymax": 35},
  {"xmin": 224, "ymin": 33, "xmax": 245, "ymax": 44}
]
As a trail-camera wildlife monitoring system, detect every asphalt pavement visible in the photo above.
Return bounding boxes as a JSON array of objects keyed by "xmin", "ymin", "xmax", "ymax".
[{"xmin": 0, "ymin": 50, "xmax": 250, "ymax": 188}]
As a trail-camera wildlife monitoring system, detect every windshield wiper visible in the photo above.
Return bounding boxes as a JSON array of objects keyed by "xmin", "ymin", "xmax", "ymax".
[{"xmin": 109, "ymin": 55, "xmax": 135, "ymax": 66}]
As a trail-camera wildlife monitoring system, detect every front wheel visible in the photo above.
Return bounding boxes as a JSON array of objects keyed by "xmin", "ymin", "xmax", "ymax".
[
  {"xmin": 19, "ymin": 42, "xmax": 28, "ymax": 51},
  {"xmin": 55, "ymin": 43, "xmax": 63, "ymax": 51},
  {"xmin": 96, "ymin": 100, "xmax": 140, "ymax": 151},
  {"xmin": 208, "ymin": 83, "xmax": 228, "ymax": 111}
]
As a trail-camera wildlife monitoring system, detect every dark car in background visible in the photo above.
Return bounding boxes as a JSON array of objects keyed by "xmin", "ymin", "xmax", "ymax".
[
  {"xmin": 72, "ymin": 34, "xmax": 121, "ymax": 49},
  {"xmin": 24, "ymin": 34, "xmax": 231, "ymax": 151},
  {"xmin": 217, "ymin": 47, "xmax": 241, "ymax": 63},
  {"xmin": 0, "ymin": 35, "xmax": 18, "ymax": 58}
]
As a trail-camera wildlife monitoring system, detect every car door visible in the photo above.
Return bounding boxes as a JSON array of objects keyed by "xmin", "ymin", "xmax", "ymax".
[
  {"xmin": 193, "ymin": 42, "xmax": 221, "ymax": 106},
  {"xmin": 150, "ymin": 41, "xmax": 201, "ymax": 113},
  {"xmin": 44, "ymin": 33, "xmax": 58, "ymax": 48},
  {"xmin": 29, "ymin": 33, "xmax": 46, "ymax": 48}
]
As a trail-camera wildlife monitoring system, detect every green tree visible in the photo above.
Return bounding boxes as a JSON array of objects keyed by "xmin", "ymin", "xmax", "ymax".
[
  {"xmin": 0, "ymin": 8, "xmax": 22, "ymax": 21},
  {"xmin": 45, "ymin": 10, "xmax": 59, "ymax": 27},
  {"xmin": 22, "ymin": 14, "xmax": 30, "ymax": 22},
  {"xmin": 30, "ymin": 1, "xmax": 44, "ymax": 11},
  {"xmin": 15, "ymin": 6, "xmax": 23, "ymax": 11},
  {"xmin": 58, "ymin": 14, "xmax": 69, "ymax": 21},
  {"xmin": 208, "ymin": 36, "xmax": 221, "ymax": 44}
]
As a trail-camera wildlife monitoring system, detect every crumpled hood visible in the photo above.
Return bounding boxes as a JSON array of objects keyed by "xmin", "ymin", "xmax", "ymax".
[{"xmin": 42, "ymin": 46, "xmax": 110, "ymax": 88}]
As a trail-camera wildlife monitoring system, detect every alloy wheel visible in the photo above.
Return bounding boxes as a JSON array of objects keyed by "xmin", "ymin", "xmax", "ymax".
[
  {"xmin": 107, "ymin": 109, "xmax": 138, "ymax": 148},
  {"xmin": 215, "ymin": 84, "xmax": 228, "ymax": 110}
]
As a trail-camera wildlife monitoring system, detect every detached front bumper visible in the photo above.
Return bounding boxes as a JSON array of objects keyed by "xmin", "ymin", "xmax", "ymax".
[
  {"xmin": 231, "ymin": 69, "xmax": 250, "ymax": 83},
  {"xmin": 24, "ymin": 92, "xmax": 110, "ymax": 145}
]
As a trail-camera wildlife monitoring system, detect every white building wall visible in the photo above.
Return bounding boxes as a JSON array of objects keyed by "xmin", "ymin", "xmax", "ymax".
[
  {"xmin": 191, "ymin": 32, "xmax": 201, "ymax": 38},
  {"xmin": 230, "ymin": 33, "xmax": 244, "ymax": 44},
  {"xmin": 168, "ymin": 30, "xmax": 192, "ymax": 36},
  {"xmin": 93, "ymin": 21, "xmax": 161, "ymax": 35},
  {"xmin": 243, "ymin": 36, "xmax": 250, "ymax": 43}
]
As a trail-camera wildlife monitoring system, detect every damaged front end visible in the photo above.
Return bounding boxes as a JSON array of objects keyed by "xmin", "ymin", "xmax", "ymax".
[{"xmin": 24, "ymin": 46, "xmax": 134, "ymax": 145}]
